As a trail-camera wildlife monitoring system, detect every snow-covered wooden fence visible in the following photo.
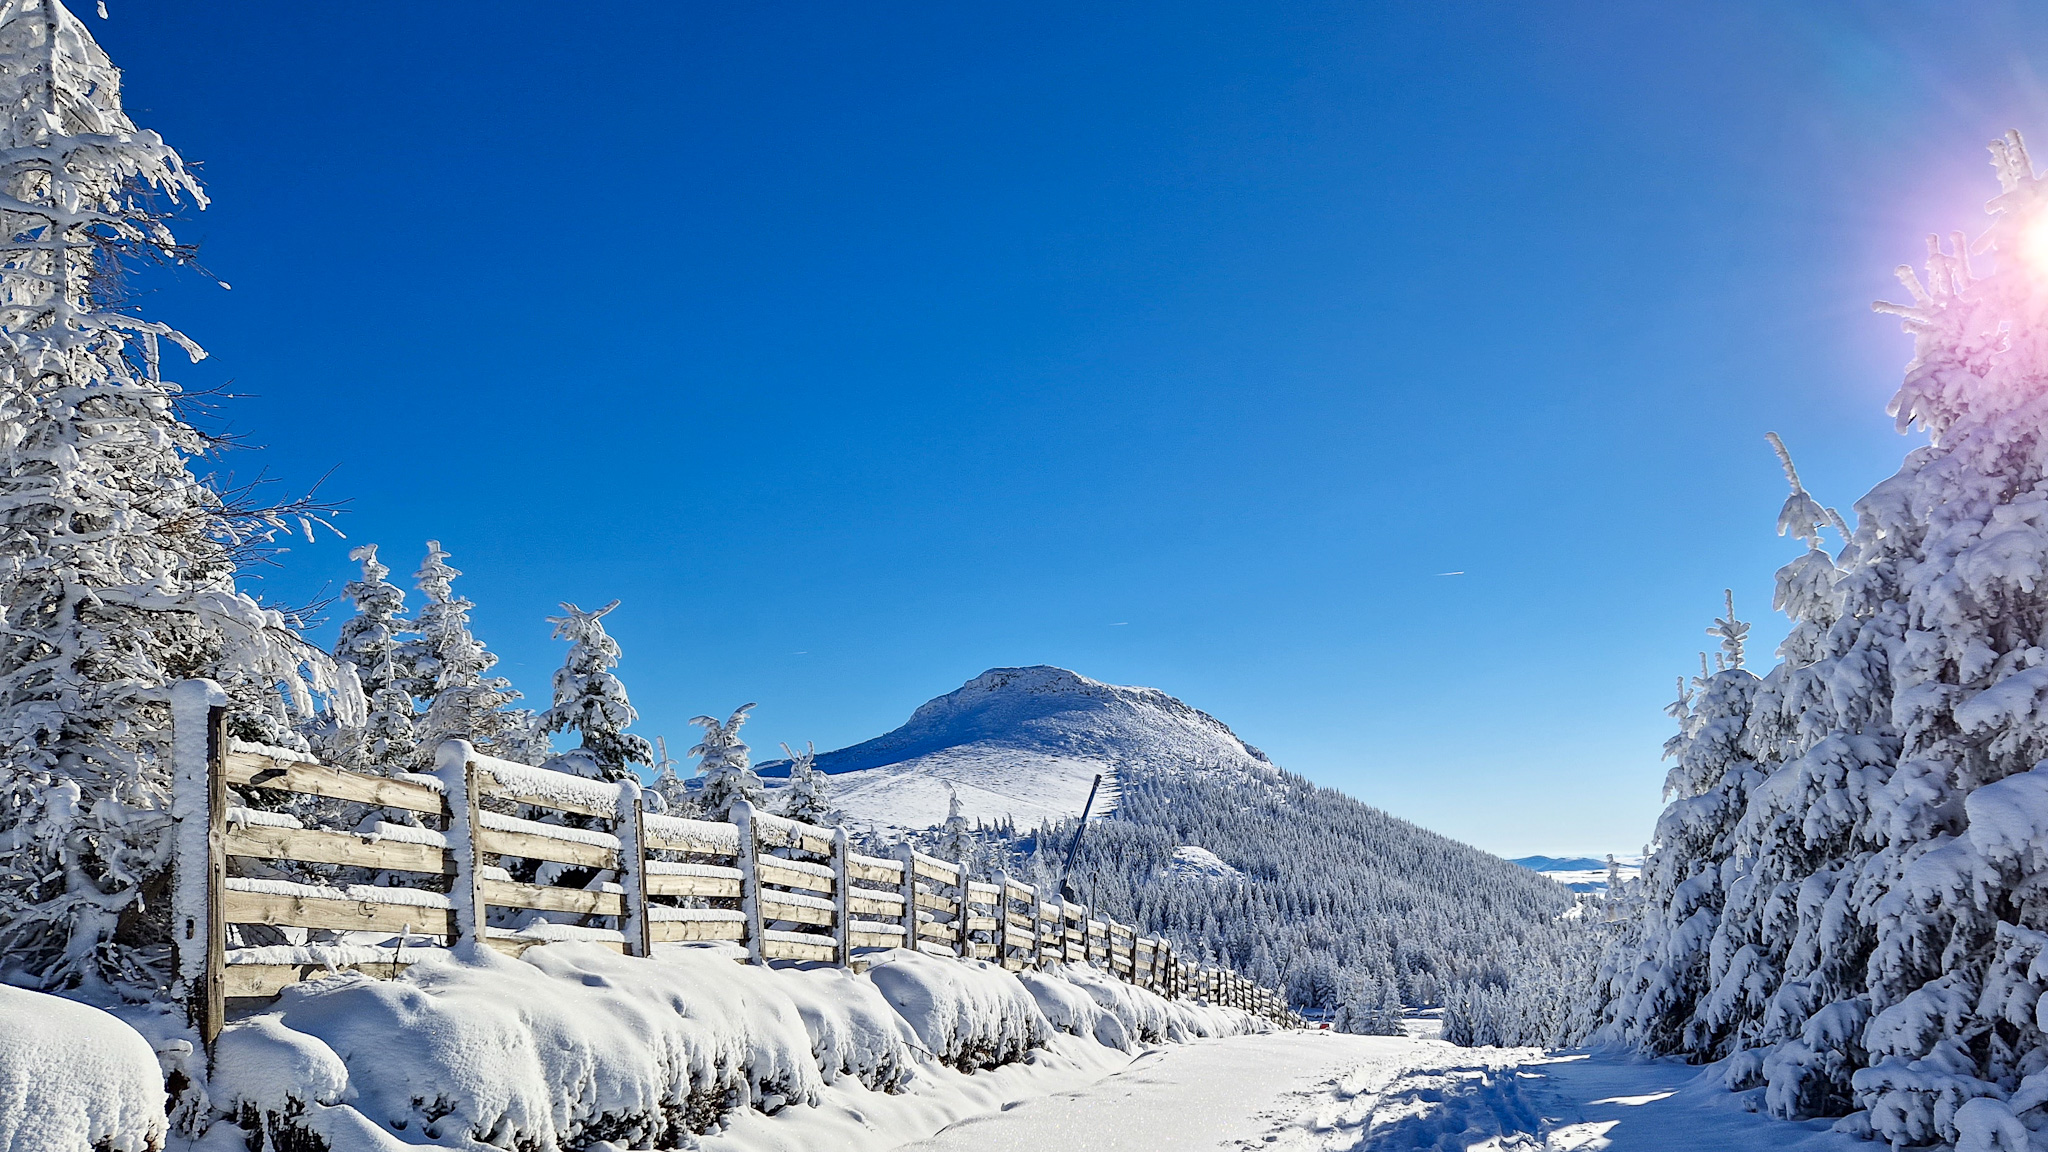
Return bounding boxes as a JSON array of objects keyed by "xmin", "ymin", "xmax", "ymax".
[{"xmin": 167, "ymin": 681, "xmax": 1294, "ymax": 1047}]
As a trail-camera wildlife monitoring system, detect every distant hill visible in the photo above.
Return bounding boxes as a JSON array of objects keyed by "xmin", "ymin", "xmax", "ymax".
[
  {"xmin": 1509, "ymin": 854, "xmax": 1643, "ymax": 894},
  {"xmin": 763, "ymin": 665, "xmax": 1269, "ymax": 836},
  {"xmin": 769, "ymin": 666, "xmax": 1574, "ymax": 1027}
]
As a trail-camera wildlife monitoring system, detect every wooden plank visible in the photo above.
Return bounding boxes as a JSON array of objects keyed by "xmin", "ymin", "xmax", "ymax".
[
  {"xmin": 222, "ymin": 961, "xmax": 409, "ymax": 999},
  {"xmin": 651, "ymin": 917, "xmax": 746, "ymax": 942},
  {"xmin": 641, "ymin": 829, "xmax": 739, "ymax": 857},
  {"xmin": 477, "ymin": 825, "xmax": 619, "ymax": 870},
  {"xmin": 848, "ymin": 857, "xmax": 902, "ymax": 884},
  {"xmin": 916, "ymin": 920, "xmax": 955, "ymax": 943},
  {"xmin": 223, "ymin": 823, "xmax": 451, "ymax": 875},
  {"xmin": 222, "ymin": 888, "xmax": 454, "ymax": 937},
  {"xmin": 912, "ymin": 855, "xmax": 959, "ymax": 884},
  {"xmin": 763, "ymin": 936, "xmax": 837, "ymax": 962},
  {"xmin": 485, "ymin": 936, "xmax": 630, "ymax": 958},
  {"xmin": 757, "ymin": 860, "xmax": 834, "ymax": 895},
  {"xmin": 480, "ymin": 878, "xmax": 624, "ymax": 917},
  {"xmin": 970, "ymin": 943, "xmax": 997, "ymax": 960},
  {"xmin": 760, "ymin": 894, "xmax": 833, "ymax": 927},
  {"xmin": 224, "ymin": 749, "xmax": 444, "ymax": 815},
  {"xmin": 848, "ymin": 891, "xmax": 904, "ymax": 916},
  {"xmin": 849, "ymin": 930, "xmax": 904, "ymax": 949},
  {"xmin": 472, "ymin": 777, "xmax": 616, "ymax": 820},
  {"xmin": 914, "ymin": 890, "xmax": 955, "ymax": 913},
  {"xmin": 965, "ymin": 916, "xmax": 998, "ymax": 932},
  {"xmin": 647, "ymin": 872, "xmax": 741, "ymax": 899}
]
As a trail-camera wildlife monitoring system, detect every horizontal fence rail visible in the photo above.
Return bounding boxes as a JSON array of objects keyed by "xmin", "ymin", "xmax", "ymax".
[{"xmin": 166, "ymin": 680, "xmax": 1296, "ymax": 1046}]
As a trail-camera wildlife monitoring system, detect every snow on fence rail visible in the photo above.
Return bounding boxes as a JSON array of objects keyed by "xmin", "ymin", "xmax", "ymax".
[{"xmin": 166, "ymin": 679, "xmax": 1294, "ymax": 1048}]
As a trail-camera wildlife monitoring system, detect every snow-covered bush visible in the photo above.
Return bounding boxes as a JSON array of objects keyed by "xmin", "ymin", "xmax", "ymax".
[
  {"xmin": 0, "ymin": 985, "xmax": 165, "ymax": 1152},
  {"xmin": 694, "ymin": 703, "xmax": 763, "ymax": 822},
  {"xmin": 183, "ymin": 942, "xmax": 1270, "ymax": 1150},
  {"xmin": 1020, "ymin": 961, "xmax": 1260, "ymax": 1049},
  {"xmin": 865, "ymin": 949, "xmax": 1048, "ymax": 1072},
  {"xmin": 1595, "ymin": 129, "xmax": 2048, "ymax": 1148}
]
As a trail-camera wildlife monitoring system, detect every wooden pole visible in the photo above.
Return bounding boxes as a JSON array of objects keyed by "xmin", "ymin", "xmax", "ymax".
[
  {"xmin": 994, "ymin": 871, "xmax": 1010, "ymax": 969},
  {"xmin": 896, "ymin": 841, "xmax": 918, "ymax": 954},
  {"xmin": 433, "ymin": 740, "xmax": 486, "ymax": 948},
  {"xmin": 617, "ymin": 779, "xmax": 650, "ymax": 958},
  {"xmin": 202, "ymin": 704, "xmax": 227, "ymax": 1047},
  {"xmin": 956, "ymin": 857, "xmax": 971, "ymax": 959},
  {"xmin": 831, "ymin": 827, "xmax": 852, "ymax": 968},
  {"xmin": 733, "ymin": 801, "xmax": 764, "ymax": 965}
]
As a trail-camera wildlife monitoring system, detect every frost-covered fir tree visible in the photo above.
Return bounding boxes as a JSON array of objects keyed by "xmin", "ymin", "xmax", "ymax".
[
  {"xmin": 937, "ymin": 786, "xmax": 976, "ymax": 866},
  {"xmin": 537, "ymin": 600, "xmax": 651, "ymax": 781},
  {"xmin": 402, "ymin": 542, "xmax": 537, "ymax": 766},
  {"xmin": 778, "ymin": 740, "xmax": 834, "ymax": 825},
  {"xmin": 323, "ymin": 544, "xmax": 415, "ymax": 774},
  {"xmin": 1595, "ymin": 131, "xmax": 2048, "ymax": 1149},
  {"xmin": 649, "ymin": 735, "xmax": 695, "ymax": 817},
  {"xmin": 0, "ymin": 2, "xmax": 357, "ymax": 997},
  {"xmin": 691, "ymin": 704, "xmax": 759, "ymax": 822}
]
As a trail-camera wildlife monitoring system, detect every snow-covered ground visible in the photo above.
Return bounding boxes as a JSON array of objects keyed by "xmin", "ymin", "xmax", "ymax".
[{"xmin": 870, "ymin": 1025, "xmax": 1865, "ymax": 1152}]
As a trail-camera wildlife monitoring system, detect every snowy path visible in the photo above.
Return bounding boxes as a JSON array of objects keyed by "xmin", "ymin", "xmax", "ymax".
[
  {"xmin": 888, "ymin": 1030, "xmax": 1871, "ymax": 1152},
  {"xmin": 899, "ymin": 1032, "xmax": 1399, "ymax": 1152}
]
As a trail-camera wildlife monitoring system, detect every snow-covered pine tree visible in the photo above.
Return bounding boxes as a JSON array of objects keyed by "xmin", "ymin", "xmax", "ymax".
[
  {"xmin": 402, "ymin": 542, "xmax": 536, "ymax": 766},
  {"xmin": 778, "ymin": 740, "xmax": 834, "ymax": 825},
  {"xmin": 1596, "ymin": 130, "xmax": 2048, "ymax": 1148},
  {"xmin": 691, "ymin": 704, "xmax": 760, "ymax": 822},
  {"xmin": 937, "ymin": 785, "xmax": 976, "ymax": 868},
  {"xmin": 0, "ymin": 1, "xmax": 358, "ymax": 997},
  {"xmin": 648, "ymin": 735, "xmax": 695, "ymax": 816},
  {"xmin": 537, "ymin": 600, "xmax": 652, "ymax": 782},
  {"xmin": 323, "ymin": 544, "xmax": 415, "ymax": 775}
]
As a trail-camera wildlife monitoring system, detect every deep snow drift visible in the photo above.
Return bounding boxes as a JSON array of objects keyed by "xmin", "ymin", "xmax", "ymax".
[
  {"xmin": 0, "ymin": 986, "xmax": 167, "ymax": 1152},
  {"xmin": 151, "ymin": 942, "xmax": 1261, "ymax": 1150}
]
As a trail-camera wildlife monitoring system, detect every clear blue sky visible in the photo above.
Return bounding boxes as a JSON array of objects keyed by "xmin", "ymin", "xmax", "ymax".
[{"xmin": 96, "ymin": 2, "xmax": 2048, "ymax": 856}]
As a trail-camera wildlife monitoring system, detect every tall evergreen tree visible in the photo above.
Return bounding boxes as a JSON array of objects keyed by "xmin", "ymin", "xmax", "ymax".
[
  {"xmin": 402, "ymin": 541, "xmax": 536, "ymax": 766},
  {"xmin": 0, "ymin": 1, "xmax": 356, "ymax": 997},
  {"xmin": 691, "ymin": 704, "xmax": 759, "ymax": 821},
  {"xmin": 1595, "ymin": 131, "xmax": 2048, "ymax": 1148},
  {"xmin": 537, "ymin": 600, "xmax": 651, "ymax": 782},
  {"xmin": 778, "ymin": 740, "xmax": 833, "ymax": 825},
  {"xmin": 649, "ymin": 735, "xmax": 695, "ymax": 816},
  {"xmin": 323, "ymin": 544, "xmax": 415, "ymax": 774}
]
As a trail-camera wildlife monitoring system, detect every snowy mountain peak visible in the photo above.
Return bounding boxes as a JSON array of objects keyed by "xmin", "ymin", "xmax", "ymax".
[{"xmin": 794, "ymin": 666, "xmax": 1276, "ymax": 835}]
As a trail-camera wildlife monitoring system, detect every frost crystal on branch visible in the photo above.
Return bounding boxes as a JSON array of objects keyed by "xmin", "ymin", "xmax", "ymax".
[{"xmin": 0, "ymin": 0, "xmax": 356, "ymax": 998}]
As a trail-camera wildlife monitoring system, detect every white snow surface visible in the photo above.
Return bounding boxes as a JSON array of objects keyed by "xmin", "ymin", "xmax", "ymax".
[
  {"xmin": 0, "ymin": 985, "xmax": 165, "ymax": 1152},
  {"xmin": 887, "ymin": 1029, "xmax": 1867, "ymax": 1152},
  {"xmin": 768, "ymin": 666, "xmax": 1277, "ymax": 836},
  {"xmin": 195, "ymin": 940, "xmax": 1262, "ymax": 1150},
  {"xmin": 1166, "ymin": 844, "xmax": 1243, "ymax": 882}
]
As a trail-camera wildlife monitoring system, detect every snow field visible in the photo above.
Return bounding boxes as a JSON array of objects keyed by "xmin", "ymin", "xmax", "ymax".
[
  {"xmin": 198, "ymin": 940, "xmax": 1264, "ymax": 1150},
  {"xmin": 0, "ymin": 985, "xmax": 167, "ymax": 1152}
]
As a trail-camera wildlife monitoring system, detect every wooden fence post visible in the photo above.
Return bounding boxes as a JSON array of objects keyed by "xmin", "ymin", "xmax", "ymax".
[
  {"xmin": 896, "ymin": 841, "xmax": 918, "ymax": 953},
  {"xmin": 433, "ymin": 740, "xmax": 486, "ymax": 948},
  {"xmin": 956, "ymin": 856, "xmax": 972, "ymax": 959},
  {"xmin": 994, "ymin": 870, "xmax": 1010, "ymax": 968},
  {"xmin": 617, "ymin": 778, "xmax": 650, "ymax": 958},
  {"xmin": 732, "ymin": 801, "xmax": 765, "ymax": 965},
  {"xmin": 170, "ymin": 679, "xmax": 228, "ymax": 1051},
  {"xmin": 831, "ymin": 827, "xmax": 851, "ymax": 968}
]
